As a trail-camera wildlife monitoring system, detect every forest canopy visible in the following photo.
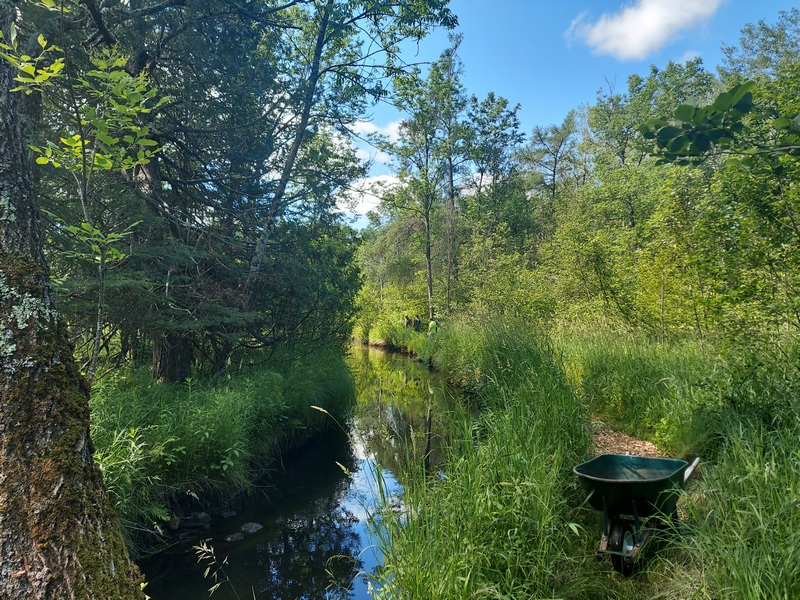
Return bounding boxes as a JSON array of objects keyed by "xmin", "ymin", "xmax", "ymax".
[
  {"xmin": 2, "ymin": 0, "xmax": 456, "ymax": 383},
  {"xmin": 356, "ymin": 8, "xmax": 800, "ymax": 348}
]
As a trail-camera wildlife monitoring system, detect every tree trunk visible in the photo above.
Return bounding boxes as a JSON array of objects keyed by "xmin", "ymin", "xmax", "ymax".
[
  {"xmin": 152, "ymin": 331, "xmax": 193, "ymax": 382},
  {"xmin": 424, "ymin": 208, "xmax": 434, "ymax": 320},
  {"xmin": 0, "ymin": 4, "xmax": 143, "ymax": 597},
  {"xmin": 246, "ymin": 0, "xmax": 334, "ymax": 291}
]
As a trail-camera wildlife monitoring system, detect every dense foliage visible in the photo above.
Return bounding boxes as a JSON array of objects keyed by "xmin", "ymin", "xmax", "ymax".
[
  {"xmin": 90, "ymin": 347, "xmax": 355, "ymax": 555},
  {"xmin": 5, "ymin": 0, "xmax": 456, "ymax": 383},
  {"xmin": 358, "ymin": 9, "xmax": 800, "ymax": 347},
  {"xmin": 5, "ymin": 1, "xmax": 800, "ymax": 597},
  {"xmin": 358, "ymin": 8, "xmax": 800, "ymax": 600}
]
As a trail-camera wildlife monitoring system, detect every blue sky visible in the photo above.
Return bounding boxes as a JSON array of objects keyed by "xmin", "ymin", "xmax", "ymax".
[{"xmin": 347, "ymin": 0, "xmax": 797, "ymax": 217}]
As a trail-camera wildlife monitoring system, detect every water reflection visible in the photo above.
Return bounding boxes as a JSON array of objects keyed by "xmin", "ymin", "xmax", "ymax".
[
  {"xmin": 349, "ymin": 346, "xmax": 449, "ymax": 479},
  {"xmin": 140, "ymin": 347, "xmax": 445, "ymax": 599}
]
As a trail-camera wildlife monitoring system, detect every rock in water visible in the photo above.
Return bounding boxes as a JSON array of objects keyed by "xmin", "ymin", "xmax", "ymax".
[{"xmin": 240, "ymin": 522, "xmax": 263, "ymax": 534}]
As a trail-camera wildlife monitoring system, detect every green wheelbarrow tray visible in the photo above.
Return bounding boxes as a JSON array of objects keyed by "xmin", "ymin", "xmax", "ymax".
[
  {"xmin": 573, "ymin": 453, "xmax": 701, "ymax": 576},
  {"xmin": 574, "ymin": 454, "xmax": 698, "ymax": 517}
]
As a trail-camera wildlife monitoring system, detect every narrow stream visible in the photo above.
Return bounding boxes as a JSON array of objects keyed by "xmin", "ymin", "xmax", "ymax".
[{"xmin": 140, "ymin": 346, "xmax": 448, "ymax": 599}]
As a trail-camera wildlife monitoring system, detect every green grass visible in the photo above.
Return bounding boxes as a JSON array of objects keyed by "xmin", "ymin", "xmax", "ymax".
[
  {"xmin": 364, "ymin": 317, "xmax": 434, "ymax": 361},
  {"xmin": 90, "ymin": 347, "xmax": 354, "ymax": 554},
  {"xmin": 553, "ymin": 327, "xmax": 800, "ymax": 599},
  {"xmin": 371, "ymin": 320, "xmax": 800, "ymax": 599},
  {"xmin": 553, "ymin": 329, "xmax": 716, "ymax": 455},
  {"xmin": 371, "ymin": 317, "xmax": 592, "ymax": 598},
  {"xmin": 681, "ymin": 420, "xmax": 800, "ymax": 599}
]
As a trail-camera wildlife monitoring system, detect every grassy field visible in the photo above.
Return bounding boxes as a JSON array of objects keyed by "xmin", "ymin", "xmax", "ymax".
[{"xmin": 370, "ymin": 319, "xmax": 800, "ymax": 599}]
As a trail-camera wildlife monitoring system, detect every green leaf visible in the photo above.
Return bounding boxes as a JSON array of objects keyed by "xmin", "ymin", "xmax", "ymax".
[
  {"xmin": 94, "ymin": 154, "xmax": 113, "ymax": 169},
  {"xmin": 691, "ymin": 106, "xmax": 710, "ymax": 127},
  {"xmin": 732, "ymin": 92, "xmax": 753, "ymax": 114},
  {"xmin": 772, "ymin": 117, "xmax": 792, "ymax": 130},
  {"xmin": 656, "ymin": 126, "xmax": 681, "ymax": 145},
  {"xmin": 691, "ymin": 133, "xmax": 710, "ymax": 153},
  {"xmin": 667, "ymin": 135, "xmax": 689, "ymax": 154},
  {"xmin": 674, "ymin": 104, "xmax": 696, "ymax": 122},
  {"xmin": 711, "ymin": 91, "xmax": 733, "ymax": 113},
  {"xmin": 730, "ymin": 80, "xmax": 755, "ymax": 102},
  {"xmin": 97, "ymin": 131, "xmax": 119, "ymax": 146},
  {"xmin": 60, "ymin": 135, "xmax": 82, "ymax": 148},
  {"xmin": 35, "ymin": 156, "xmax": 49, "ymax": 165}
]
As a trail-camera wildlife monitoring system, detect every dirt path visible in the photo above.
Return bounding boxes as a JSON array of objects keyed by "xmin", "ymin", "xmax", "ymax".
[{"xmin": 591, "ymin": 422, "xmax": 663, "ymax": 457}]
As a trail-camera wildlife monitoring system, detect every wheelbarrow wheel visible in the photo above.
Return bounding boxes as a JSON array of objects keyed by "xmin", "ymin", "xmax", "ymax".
[{"xmin": 608, "ymin": 520, "xmax": 636, "ymax": 577}]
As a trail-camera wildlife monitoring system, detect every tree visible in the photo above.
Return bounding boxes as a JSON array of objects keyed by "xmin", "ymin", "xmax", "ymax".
[
  {"xmin": 33, "ymin": 0, "xmax": 455, "ymax": 381},
  {"xmin": 525, "ymin": 59, "xmax": 720, "ymax": 328},
  {"xmin": 383, "ymin": 39, "xmax": 466, "ymax": 320},
  {"xmin": 0, "ymin": 4, "xmax": 143, "ymax": 597},
  {"xmin": 643, "ymin": 66, "xmax": 800, "ymax": 333},
  {"xmin": 520, "ymin": 110, "xmax": 577, "ymax": 201},
  {"xmin": 464, "ymin": 91, "xmax": 525, "ymax": 243},
  {"xmin": 719, "ymin": 7, "xmax": 800, "ymax": 81}
]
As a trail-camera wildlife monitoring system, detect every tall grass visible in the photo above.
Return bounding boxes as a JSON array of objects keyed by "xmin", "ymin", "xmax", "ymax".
[
  {"xmin": 375, "ymin": 320, "xmax": 800, "ymax": 598},
  {"xmin": 553, "ymin": 329, "xmax": 716, "ymax": 454},
  {"xmin": 363, "ymin": 317, "xmax": 434, "ymax": 361},
  {"xmin": 682, "ymin": 420, "xmax": 800, "ymax": 599},
  {"xmin": 371, "ymin": 318, "xmax": 591, "ymax": 598},
  {"xmin": 554, "ymin": 327, "xmax": 800, "ymax": 598},
  {"xmin": 90, "ymin": 347, "xmax": 354, "ymax": 554}
]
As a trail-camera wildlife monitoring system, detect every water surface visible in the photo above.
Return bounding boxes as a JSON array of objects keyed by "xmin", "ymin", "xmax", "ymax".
[{"xmin": 141, "ymin": 346, "xmax": 446, "ymax": 599}]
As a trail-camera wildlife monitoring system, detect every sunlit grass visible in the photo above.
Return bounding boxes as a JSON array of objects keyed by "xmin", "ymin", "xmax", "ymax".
[
  {"xmin": 90, "ymin": 347, "xmax": 355, "ymax": 555},
  {"xmin": 372, "ymin": 320, "xmax": 800, "ymax": 599},
  {"xmin": 681, "ymin": 419, "xmax": 800, "ymax": 598},
  {"xmin": 370, "ymin": 317, "xmax": 592, "ymax": 598},
  {"xmin": 553, "ymin": 329, "xmax": 717, "ymax": 455},
  {"xmin": 554, "ymin": 327, "xmax": 800, "ymax": 598}
]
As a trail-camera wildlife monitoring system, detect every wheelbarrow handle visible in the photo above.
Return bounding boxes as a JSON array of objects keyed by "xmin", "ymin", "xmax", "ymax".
[{"xmin": 683, "ymin": 456, "xmax": 701, "ymax": 485}]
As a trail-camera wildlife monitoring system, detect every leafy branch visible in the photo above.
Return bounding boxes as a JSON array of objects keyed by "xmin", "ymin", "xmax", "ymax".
[{"xmin": 641, "ymin": 80, "xmax": 800, "ymax": 167}]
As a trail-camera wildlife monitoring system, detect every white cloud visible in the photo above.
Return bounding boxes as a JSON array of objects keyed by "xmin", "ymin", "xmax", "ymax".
[
  {"xmin": 338, "ymin": 173, "xmax": 400, "ymax": 216},
  {"xmin": 351, "ymin": 119, "xmax": 402, "ymax": 143},
  {"xmin": 356, "ymin": 147, "xmax": 393, "ymax": 166},
  {"xmin": 350, "ymin": 120, "xmax": 400, "ymax": 167},
  {"xmin": 566, "ymin": 0, "xmax": 726, "ymax": 61},
  {"xmin": 678, "ymin": 49, "xmax": 702, "ymax": 64}
]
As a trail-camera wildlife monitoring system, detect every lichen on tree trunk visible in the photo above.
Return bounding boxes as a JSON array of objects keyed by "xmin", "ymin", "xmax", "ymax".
[
  {"xmin": 0, "ymin": 253, "xmax": 144, "ymax": 599},
  {"xmin": 0, "ymin": 2, "xmax": 144, "ymax": 597}
]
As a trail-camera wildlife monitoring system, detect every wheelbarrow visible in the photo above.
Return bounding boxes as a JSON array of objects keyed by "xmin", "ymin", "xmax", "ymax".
[{"xmin": 573, "ymin": 453, "xmax": 700, "ymax": 575}]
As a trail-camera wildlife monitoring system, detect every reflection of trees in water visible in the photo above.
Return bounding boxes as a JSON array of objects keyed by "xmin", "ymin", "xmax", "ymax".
[
  {"xmin": 247, "ymin": 497, "xmax": 363, "ymax": 599},
  {"xmin": 348, "ymin": 347, "xmax": 450, "ymax": 481},
  {"xmin": 142, "ymin": 431, "xmax": 365, "ymax": 600},
  {"xmin": 145, "ymin": 349, "xmax": 453, "ymax": 599}
]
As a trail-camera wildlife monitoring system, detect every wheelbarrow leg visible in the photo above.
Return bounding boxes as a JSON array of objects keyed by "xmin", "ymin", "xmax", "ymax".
[{"xmin": 597, "ymin": 499, "xmax": 610, "ymax": 560}]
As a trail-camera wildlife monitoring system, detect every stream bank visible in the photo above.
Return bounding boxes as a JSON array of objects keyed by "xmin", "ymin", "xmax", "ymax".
[{"xmin": 139, "ymin": 346, "xmax": 449, "ymax": 599}]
